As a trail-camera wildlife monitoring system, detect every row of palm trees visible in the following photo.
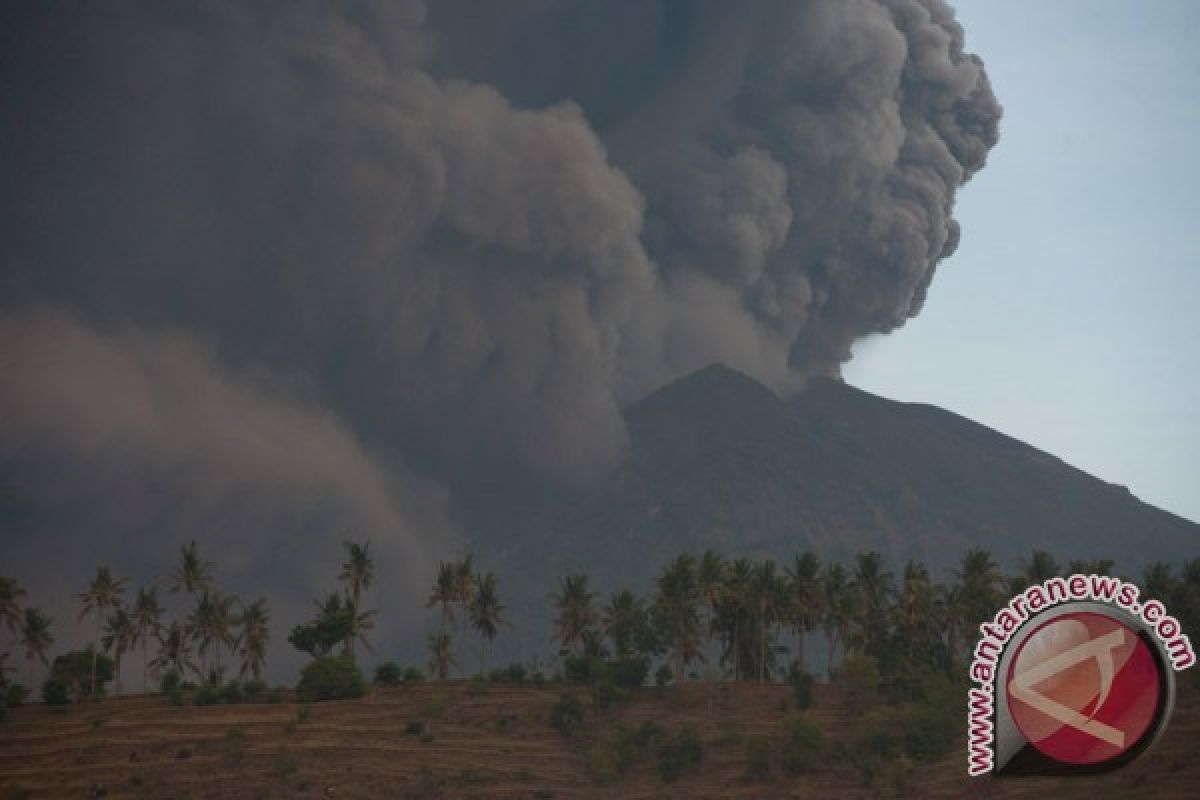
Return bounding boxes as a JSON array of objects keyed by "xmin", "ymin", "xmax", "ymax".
[
  {"xmin": 424, "ymin": 555, "xmax": 507, "ymax": 678},
  {"xmin": 0, "ymin": 542, "xmax": 272, "ymax": 698}
]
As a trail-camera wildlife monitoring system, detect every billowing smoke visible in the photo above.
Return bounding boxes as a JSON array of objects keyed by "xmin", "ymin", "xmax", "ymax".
[{"xmin": 0, "ymin": 1, "xmax": 998, "ymax": 674}]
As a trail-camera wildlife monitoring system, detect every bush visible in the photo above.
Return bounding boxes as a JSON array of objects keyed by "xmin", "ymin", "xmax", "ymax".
[
  {"xmin": 610, "ymin": 656, "xmax": 649, "ymax": 689},
  {"xmin": 48, "ymin": 650, "xmax": 114, "ymax": 701},
  {"xmin": 374, "ymin": 662, "xmax": 402, "ymax": 686},
  {"xmin": 403, "ymin": 666, "xmax": 424, "ymax": 684},
  {"xmin": 550, "ymin": 691, "xmax": 585, "ymax": 737},
  {"xmin": 658, "ymin": 726, "xmax": 704, "ymax": 783},
  {"xmin": 220, "ymin": 681, "xmax": 244, "ymax": 704},
  {"xmin": 243, "ymin": 678, "xmax": 267, "ymax": 699},
  {"xmin": 167, "ymin": 686, "xmax": 185, "ymax": 706},
  {"xmin": 654, "ymin": 664, "xmax": 672, "ymax": 689},
  {"xmin": 194, "ymin": 685, "xmax": 221, "ymax": 706},
  {"xmin": 159, "ymin": 670, "xmax": 182, "ymax": 695},
  {"xmin": 296, "ymin": 655, "xmax": 365, "ymax": 703},
  {"xmin": 584, "ymin": 747, "xmax": 617, "ymax": 786},
  {"xmin": 782, "ymin": 718, "xmax": 823, "ymax": 775},
  {"xmin": 405, "ymin": 720, "xmax": 424, "ymax": 736},
  {"xmin": 787, "ymin": 662, "xmax": 814, "ymax": 709},
  {"xmin": 6, "ymin": 684, "xmax": 30, "ymax": 708},
  {"xmin": 742, "ymin": 734, "xmax": 771, "ymax": 783},
  {"xmin": 612, "ymin": 721, "xmax": 662, "ymax": 775},
  {"xmin": 41, "ymin": 680, "xmax": 71, "ymax": 708}
]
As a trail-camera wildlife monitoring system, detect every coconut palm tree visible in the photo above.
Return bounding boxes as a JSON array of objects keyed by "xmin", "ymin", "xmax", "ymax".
[
  {"xmin": 0, "ymin": 577, "xmax": 27, "ymax": 644},
  {"xmin": 188, "ymin": 590, "xmax": 236, "ymax": 684},
  {"xmin": 469, "ymin": 572, "xmax": 506, "ymax": 674},
  {"xmin": 152, "ymin": 620, "xmax": 197, "ymax": 679},
  {"xmin": 785, "ymin": 551, "xmax": 821, "ymax": 675},
  {"xmin": 170, "ymin": 541, "xmax": 213, "ymax": 599},
  {"xmin": 19, "ymin": 607, "xmax": 54, "ymax": 687},
  {"xmin": 426, "ymin": 561, "xmax": 458, "ymax": 635},
  {"xmin": 234, "ymin": 598, "xmax": 271, "ymax": 680},
  {"xmin": 453, "ymin": 555, "xmax": 475, "ymax": 673},
  {"xmin": 850, "ymin": 552, "xmax": 894, "ymax": 658},
  {"xmin": 749, "ymin": 559, "xmax": 782, "ymax": 682},
  {"xmin": 720, "ymin": 558, "xmax": 753, "ymax": 680},
  {"xmin": 102, "ymin": 608, "xmax": 136, "ymax": 695},
  {"xmin": 653, "ymin": 555, "xmax": 704, "ymax": 683},
  {"xmin": 603, "ymin": 590, "xmax": 650, "ymax": 658},
  {"xmin": 79, "ymin": 566, "xmax": 129, "ymax": 699},
  {"xmin": 339, "ymin": 540, "xmax": 375, "ymax": 661},
  {"xmin": 427, "ymin": 632, "xmax": 458, "ymax": 680},
  {"xmin": 131, "ymin": 585, "xmax": 164, "ymax": 692},
  {"xmin": 697, "ymin": 551, "xmax": 725, "ymax": 667},
  {"xmin": 820, "ymin": 563, "xmax": 850, "ymax": 679},
  {"xmin": 549, "ymin": 574, "xmax": 598, "ymax": 656}
]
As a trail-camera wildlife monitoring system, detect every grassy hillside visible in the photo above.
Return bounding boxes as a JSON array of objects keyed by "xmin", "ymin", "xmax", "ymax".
[{"xmin": 2, "ymin": 674, "xmax": 1197, "ymax": 799}]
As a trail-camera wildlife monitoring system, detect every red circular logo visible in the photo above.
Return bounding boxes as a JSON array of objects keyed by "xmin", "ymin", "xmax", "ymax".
[{"xmin": 1006, "ymin": 611, "xmax": 1160, "ymax": 765}]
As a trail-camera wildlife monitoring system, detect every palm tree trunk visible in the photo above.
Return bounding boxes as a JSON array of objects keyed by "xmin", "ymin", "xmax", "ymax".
[
  {"xmin": 143, "ymin": 640, "xmax": 149, "ymax": 694},
  {"xmin": 91, "ymin": 617, "xmax": 100, "ymax": 701},
  {"xmin": 797, "ymin": 629, "xmax": 806, "ymax": 675},
  {"xmin": 115, "ymin": 650, "xmax": 123, "ymax": 695},
  {"xmin": 825, "ymin": 631, "xmax": 834, "ymax": 680}
]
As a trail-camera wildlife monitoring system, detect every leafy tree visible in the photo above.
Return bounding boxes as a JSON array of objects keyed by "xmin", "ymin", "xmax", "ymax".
[
  {"xmin": 234, "ymin": 598, "xmax": 271, "ymax": 680},
  {"xmin": 79, "ymin": 567, "xmax": 128, "ymax": 698},
  {"xmin": 101, "ymin": 608, "xmax": 136, "ymax": 694},
  {"xmin": 469, "ymin": 572, "xmax": 506, "ymax": 674},
  {"xmin": 550, "ymin": 574, "xmax": 599, "ymax": 656},
  {"xmin": 426, "ymin": 632, "xmax": 458, "ymax": 679},
  {"xmin": 339, "ymin": 540, "xmax": 375, "ymax": 661},
  {"xmin": 131, "ymin": 585, "xmax": 164, "ymax": 692},
  {"xmin": 296, "ymin": 653, "xmax": 364, "ymax": 702},
  {"xmin": 49, "ymin": 648, "xmax": 114, "ymax": 702},
  {"xmin": 289, "ymin": 593, "xmax": 355, "ymax": 659},
  {"xmin": 19, "ymin": 607, "xmax": 54, "ymax": 687}
]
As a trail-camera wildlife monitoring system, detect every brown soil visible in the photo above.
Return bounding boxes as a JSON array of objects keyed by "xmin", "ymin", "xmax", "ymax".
[{"xmin": 2, "ymin": 676, "xmax": 1197, "ymax": 799}]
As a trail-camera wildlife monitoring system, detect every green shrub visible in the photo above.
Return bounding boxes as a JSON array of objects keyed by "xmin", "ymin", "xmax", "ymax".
[
  {"xmin": 742, "ymin": 734, "xmax": 771, "ymax": 783},
  {"xmin": 220, "ymin": 681, "xmax": 244, "ymax": 704},
  {"xmin": 405, "ymin": 720, "xmax": 424, "ymax": 736},
  {"xmin": 159, "ymin": 670, "xmax": 182, "ymax": 695},
  {"xmin": 584, "ymin": 747, "xmax": 618, "ymax": 785},
  {"xmin": 654, "ymin": 664, "xmax": 672, "ymax": 689},
  {"xmin": 612, "ymin": 721, "xmax": 662, "ymax": 775},
  {"xmin": 296, "ymin": 654, "xmax": 365, "ymax": 702},
  {"xmin": 530, "ymin": 670, "xmax": 546, "ymax": 688},
  {"xmin": 374, "ymin": 661, "xmax": 402, "ymax": 686},
  {"xmin": 194, "ymin": 685, "xmax": 221, "ymax": 706},
  {"xmin": 167, "ymin": 686, "xmax": 185, "ymax": 706},
  {"xmin": 658, "ymin": 726, "xmax": 704, "ymax": 783},
  {"xmin": 781, "ymin": 718, "xmax": 823, "ymax": 775},
  {"xmin": 41, "ymin": 680, "xmax": 70, "ymax": 707},
  {"xmin": 786, "ymin": 662, "xmax": 815, "ymax": 709},
  {"xmin": 610, "ymin": 656, "xmax": 649, "ymax": 689},
  {"xmin": 6, "ymin": 684, "xmax": 30, "ymax": 708},
  {"xmin": 550, "ymin": 691, "xmax": 585, "ymax": 737},
  {"xmin": 504, "ymin": 662, "xmax": 527, "ymax": 685},
  {"xmin": 243, "ymin": 678, "xmax": 267, "ymax": 698},
  {"xmin": 403, "ymin": 666, "xmax": 424, "ymax": 684},
  {"xmin": 838, "ymin": 655, "xmax": 881, "ymax": 713}
]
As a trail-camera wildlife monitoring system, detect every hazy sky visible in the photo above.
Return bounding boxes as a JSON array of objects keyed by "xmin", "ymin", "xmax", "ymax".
[{"xmin": 847, "ymin": 0, "xmax": 1200, "ymax": 524}]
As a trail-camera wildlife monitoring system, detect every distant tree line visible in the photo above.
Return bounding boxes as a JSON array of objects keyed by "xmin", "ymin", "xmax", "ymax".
[{"xmin": 2, "ymin": 546, "xmax": 1198, "ymax": 715}]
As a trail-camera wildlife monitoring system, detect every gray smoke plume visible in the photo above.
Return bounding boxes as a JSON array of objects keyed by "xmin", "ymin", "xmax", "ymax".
[{"xmin": 0, "ymin": 1, "xmax": 998, "ymax": 675}]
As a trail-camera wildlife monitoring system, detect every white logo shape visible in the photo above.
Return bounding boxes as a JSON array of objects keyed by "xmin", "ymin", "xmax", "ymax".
[{"xmin": 1008, "ymin": 627, "xmax": 1127, "ymax": 748}]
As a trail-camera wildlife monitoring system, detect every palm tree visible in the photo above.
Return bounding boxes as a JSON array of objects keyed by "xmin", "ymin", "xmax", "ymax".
[
  {"xmin": 469, "ymin": 572, "xmax": 506, "ymax": 674},
  {"xmin": 234, "ymin": 598, "xmax": 271, "ymax": 680},
  {"xmin": 102, "ymin": 608, "xmax": 136, "ymax": 695},
  {"xmin": 603, "ymin": 590, "xmax": 648, "ymax": 658},
  {"xmin": 1068, "ymin": 559, "xmax": 1115, "ymax": 577},
  {"xmin": 453, "ymin": 555, "xmax": 475, "ymax": 674},
  {"xmin": 951, "ymin": 548, "xmax": 1002, "ymax": 663},
  {"xmin": 549, "ymin": 574, "xmax": 598, "ymax": 655},
  {"xmin": 850, "ymin": 552, "xmax": 894, "ymax": 658},
  {"xmin": 721, "ymin": 558, "xmax": 753, "ymax": 681},
  {"xmin": 0, "ymin": 577, "xmax": 27, "ymax": 644},
  {"xmin": 19, "ymin": 607, "xmax": 54, "ymax": 687},
  {"xmin": 749, "ymin": 559, "xmax": 781, "ymax": 682},
  {"xmin": 170, "ymin": 541, "xmax": 213, "ymax": 599},
  {"xmin": 697, "ymin": 551, "xmax": 725, "ymax": 668},
  {"xmin": 79, "ymin": 566, "xmax": 129, "ymax": 699},
  {"xmin": 339, "ymin": 540, "xmax": 375, "ymax": 661},
  {"xmin": 188, "ymin": 590, "xmax": 235, "ymax": 684},
  {"xmin": 132, "ymin": 585, "xmax": 164, "ymax": 692},
  {"xmin": 0, "ymin": 651, "xmax": 11, "ymax": 688},
  {"xmin": 426, "ymin": 561, "xmax": 457, "ymax": 635},
  {"xmin": 152, "ymin": 620, "xmax": 197, "ymax": 679},
  {"xmin": 785, "ymin": 552, "xmax": 821, "ymax": 675},
  {"xmin": 427, "ymin": 632, "xmax": 458, "ymax": 680},
  {"xmin": 654, "ymin": 555, "xmax": 704, "ymax": 683},
  {"xmin": 820, "ymin": 563, "xmax": 850, "ymax": 679},
  {"xmin": 1142, "ymin": 562, "xmax": 1174, "ymax": 601}
]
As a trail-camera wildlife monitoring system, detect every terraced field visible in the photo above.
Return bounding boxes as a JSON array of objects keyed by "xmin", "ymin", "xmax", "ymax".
[{"xmin": 2, "ymin": 676, "xmax": 1197, "ymax": 798}]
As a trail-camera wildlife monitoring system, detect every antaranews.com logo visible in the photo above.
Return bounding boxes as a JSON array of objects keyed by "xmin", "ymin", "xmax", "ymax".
[{"xmin": 966, "ymin": 574, "xmax": 1195, "ymax": 776}]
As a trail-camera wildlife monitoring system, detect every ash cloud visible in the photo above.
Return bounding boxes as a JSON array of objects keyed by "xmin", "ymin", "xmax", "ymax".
[{"xmin": 0, "ymin": 1, "xmax": 998, "ymax": 672}]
